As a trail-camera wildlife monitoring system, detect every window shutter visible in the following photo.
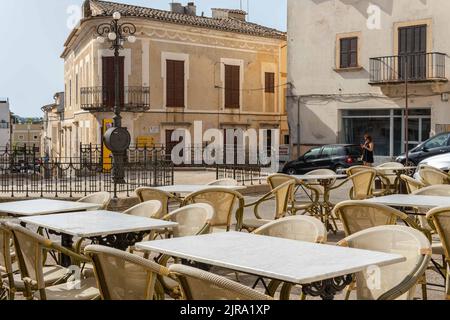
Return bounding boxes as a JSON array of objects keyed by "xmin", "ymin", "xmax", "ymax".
[
  {"xmin": 340, "ymin": 37, "xmax": 358, "ymax": 68},
  {"xmin": 225, "ymin": 65, "xmax": 240, "ymax": 108},
  {"xmin": 265, "ymin": 72, "xmax": 275, "ymax": 93},
  {"xmin": 166, "ymin": 60, "xmax": 185, "ymax": 108}
]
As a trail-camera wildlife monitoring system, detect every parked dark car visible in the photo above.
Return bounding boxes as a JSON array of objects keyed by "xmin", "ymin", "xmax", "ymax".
[
  {"xmin": 396, "ymin": 132, "xmax": 450, "ymax": 166},
  {"xmin": 282, "ymin": 144, "xmax": 363, "ymax": 175}
]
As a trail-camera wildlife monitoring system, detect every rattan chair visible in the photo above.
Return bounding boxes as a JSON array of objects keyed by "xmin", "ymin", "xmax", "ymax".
[
  {"xmin": 376, "ymin": 162, "xmax": 404, "ymax": 193},
  {"xmin": 77, "ymin": 192, "xmax": 111, "ymax": 210},
  {"xmin": 267, "ymin": 174, "xmax": 319, "ymax": 216},
  {"xmin": 207, "ymin": 179, "xmax": 239, "ymax": 186},
  {"xmin": 253, "ymin": 215, "xmax": 327, "ymax": 298},
  {"xmin": 5, "ymin": 222, "xmax": 99, "ymax": 300},
  {"xmin": 0, "ymin": 223, "xmax": 19, "ymax": 300},
  {"xmin": 329, "ymin": 169, "xmax": 377, "ymax": 200},
  {"xmin": 401, "ymin": 174, "xmax": 425, "ymax": 194},
  {"xmin": 135, "ymin": 187, "xmax": 182, "ymax": 218},
  {"xmin": 419, "ymin": 169, "xmax": 450, "ymax": 186},
  {"xmin": 157, "ymin": 203, "xmax": 216, "ymax": 297},
  {"xmin": 169, "ymin": 264, "xmax": 273, "ymax": 300},
  {"xmin": 333, "ymin": 200, "xmax": 429, "ymax": 299},
  {"xmin": 241, "ymin": 180, "xmax": 296, "ymax": 232},
  {"xmin": 182, "ymin": 188, "xmax": 245, "ymax": 232},
  {"xmin": 305, "ymin": 169, "xmax": 338, "ymax": 194},
  {"xmin": 426, "ymin": 207, "xmax": 450, "ymax": 300},
  {"xmin": 84, "ymin": 245, "xmax": 170, "ymax": 300},
  {"xmin": 338, "ymin": 225, "xmax": 431, "ymax": 300},
  {"xmin": 123, "ymin": 200, "xmax": 162, "ymax": 219}
]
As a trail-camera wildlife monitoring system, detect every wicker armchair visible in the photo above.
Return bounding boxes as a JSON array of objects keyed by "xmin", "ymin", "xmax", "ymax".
[
  {"xmin": 401, "ymin": 174, "xmax": 425, "ymax": 194},
  {"xmin": 0, "ymin": 223, "xmax": 19, "ymax": 300},
  {"xmin": 329, "ymin": 170, "xmax": 377, "ymax": 200},
  {"xmin": 376, "ymin": 162, "xmax": 405, "ymax": 194},
  {"xmin": 419, "ymin": 169, "xmax": 450, "ymax": 186},
  {"xmin": 338, "ymin": 225, "xmax": 431, "ymax": 300},
  {"xmin": 84, "ymin": 245, "xmax": 170, "ymax": 300},
  {"xmin": 5, "ymin": 222, "xmax": 99, "ymax": 300},
  {"xmin": 426, "ymin": 207, "xmax": 450, "ymax": 300},
  {"xmin": 241, "ymin": 180, "xmax": 296, "ymax": 232},
  {"xmin": 169, "ymin": 264, "xmax": 273, "ymax": 300},
  {"xmin": 136, "ymin": 187, "xmax": 182, "ymax": 218},
  {"xmin": 157, "ymin": 204, "xmax": 216, "ymax": 298},
  {"xmin": 207, "ymin": 179, "xmax": 239, "ymax": 186},
  {"xmin": 253, "ymin": 215, "xmax": 327, "ymax": 298},
  {"xmin": 123, "ymin": 200, "xmax": 162, "ymax": 219},
  {"xmin": 267, "ymin": 174, "xmax": 319, "ymax": 216},
  {"xmin": 77, "ymin": 192, "xmax": 111, "ymax": 210},
  {"xmin": 182, "ymin": 188, "xmax": 245, "ymax": 232}
]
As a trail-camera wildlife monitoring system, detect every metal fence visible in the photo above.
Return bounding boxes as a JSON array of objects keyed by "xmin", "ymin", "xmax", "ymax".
[{"xmin": 0, "ymin": 145, "xmax": 173, "ymax": 198}]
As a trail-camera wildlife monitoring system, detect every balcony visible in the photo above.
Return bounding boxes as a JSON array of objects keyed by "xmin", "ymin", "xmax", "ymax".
[
  {"xmin": 80, "ymin": 86, "xmax": 150, "ymax": 112},
  {"xmin": 369, "ymin": 52, "xmax": 447, "ymax": 85}
]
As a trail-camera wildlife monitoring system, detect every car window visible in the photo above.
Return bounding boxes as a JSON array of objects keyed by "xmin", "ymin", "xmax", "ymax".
[
  {"xmin": 320, "ymin": 146, "xmax": 335, "ymax": 159},
  {"xmin": 424, "ymin": 134, "xmax": 448, "ymax": 149},
  {"xmin": 303, "ymin": 148, "xmax": 321, "ymax": 160},
  {"xmin": 345, "ymin": 146, "xmax": 362, "ymax": 157}
]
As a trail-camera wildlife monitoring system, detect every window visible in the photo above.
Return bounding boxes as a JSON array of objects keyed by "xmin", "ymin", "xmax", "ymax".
[
  {"xmin": 303, "ymin": 148, "xmax": 321, "ymax": 160},
  {"xmin": 166, "ymin": 60, "xmax": 185, "ymax": 108},
  {"xmin": 69, "ymin": 80, "xmax": 72, "ymax": 106},
  {"xmin": 424, "ymin": 134, "xmax": 449, "ymax": 150},
  {"xmin": 340, "ymin": 37, "xmax": 358, "ymax": 68},
  {"xmin": 225, "ymin": 65, "xmax": 240, "ymax": 108},
  {"xmin": 283, "ymin": 135, "xmax": 290, "ymax": 145},
  {"xmin": 265, "ymin": 72, "xmax": 275, "ymax": 93},
  {"xmin": 18, "ymin": 135, "xmax": 24, "ymax": 140},
  {"xmin": 320, "ymin": 146, "xmax": 336, "ymax": 159},
  {"xmin": 76, "ymin": 74, "xmax": 79, "ymax": 105}
]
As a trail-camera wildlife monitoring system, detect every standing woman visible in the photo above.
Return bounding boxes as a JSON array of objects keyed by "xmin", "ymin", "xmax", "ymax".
[{"xmin": 361, "ymin": 135, "xmax": 375, "ymax": 167}]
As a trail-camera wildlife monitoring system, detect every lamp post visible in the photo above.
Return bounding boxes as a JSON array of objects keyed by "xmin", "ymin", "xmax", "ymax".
[{"xmin": 95, "ymin": 12, "xmax": 136, "ymax": 188}]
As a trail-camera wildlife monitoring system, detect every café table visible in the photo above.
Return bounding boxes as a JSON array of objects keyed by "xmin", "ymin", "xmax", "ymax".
[
  {"xmin": 0, "ymin": 199, "xmax": 101, "ymax": 217},
  {"xmin": 375, "ymin": 167, "xmax": 417, "ymax": 193},
  {"xmin": 365, "ymin": 194, "xmax": 450, "ymax": 214},
  {"xmin": 292, "ymin": 174, "xmax": 347, "ymax": 232},
  {"xmin": 154, "ymin": 184, "xmax": 247, "ymax": 195},
  {"xmin": 20, "ymin": 210, "xmax": 178, "ymax": 267},
  {"xmin": 136, "ymin": 232, "xmax": 404, "ymax": 300}
]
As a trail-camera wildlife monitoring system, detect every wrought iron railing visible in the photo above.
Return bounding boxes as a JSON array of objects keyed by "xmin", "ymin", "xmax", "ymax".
[
  {"xmin": 80, "ymin": 86, "xmax": 150, "ymax": 112},
  {"xmin": 369, "ymin": 52, "xmax": 447, "ymax": 84}
]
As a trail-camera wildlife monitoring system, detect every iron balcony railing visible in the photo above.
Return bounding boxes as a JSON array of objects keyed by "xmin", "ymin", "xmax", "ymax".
[
  {"xmin": 80, "ymin": 86, "xmax": 150, "ymax": 112},
  {"xmin": 369, "ymin": 52, "xmax": 447, "ymax": 84}
]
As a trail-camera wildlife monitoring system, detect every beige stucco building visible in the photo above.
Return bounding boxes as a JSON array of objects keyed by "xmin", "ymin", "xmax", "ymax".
[
  {"xmin": 11, "ymin": 123, "xmax": 42, "ymax": 151},
  {"xmin": 288, "ymin": 0, "xmax": 450, "ymax": 160},
  {"xmin": 56, "ymin": 0, "xmax": 288, "ymax": 160}
]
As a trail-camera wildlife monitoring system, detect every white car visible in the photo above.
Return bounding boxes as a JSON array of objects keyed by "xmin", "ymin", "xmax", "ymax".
[{"xmin": 413, "ymin": 153, "xmax": 450, "ymax": 180}]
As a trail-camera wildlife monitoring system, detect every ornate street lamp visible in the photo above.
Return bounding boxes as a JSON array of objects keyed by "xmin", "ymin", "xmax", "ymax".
[{"xmin": 95, "ymin": 12, "xmax": 136, "ymax": 187}]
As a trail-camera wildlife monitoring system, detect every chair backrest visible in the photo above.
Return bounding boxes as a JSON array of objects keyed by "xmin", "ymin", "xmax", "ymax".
[
  {"xmin": 77, "ymin": 192, "xmax": 111, "ymax": 210},
  {"xmin": 333, "ymin": 200, "xmax": 409, "ymax": 236},
  {"xmin": 207, "ymin": 179, "xmax": 239, "ymax": 186},
  {"xmin": 135, "ymin": 187, "xmax": 178, "ymax": 217},
  {"xmin": 419, "ymin": 169, "xmax": 450, "ymax": 186},
  {"xmin": 267, "ymin": 174, "xmax": 296, "ymax": 189},
  {"xmin": 123, "ymin": 200, "xmax": 162, "ymax": 219},
  {"xmin": 169, "ymin": 264, "xmax": 273, "ymax": 300},
  {"xmin": 376, "ymin": 162, "xmax": 404, "ymax": 185},
  {"xmin": 84, "ymin": 245, "xmax": 169, "ymax": 300},
  {"xmin": 269, "ymin": 180, "xmax": 297, "ymax": 220},
  {"xmin": 164, "ymin": 204, "xmax": 215, "ymax": 238},
  {"xmin": 0, "ymin": 223, "xmax": 13, "ymax": 277},
  {"xmin": 347, "ymin": 169, "xmax": 377, "ymax": 200},
  {"xmin": 183, "ymin": 188, "xmax": 245, "ymax": 231},
  {"xmin": 427, "ymin": 207, "xmax": 450, "ymax": 261},
  {"xmin": 253, "ymin": 216, "xmax": 327, "ymax": 243},
  {"xmin": 412, "ymin": 184, "xmax": 450, "ymax": 197},
  {"xmin": 338, "ymin": 225, "xmax": 431, "ymax": 300},
  {"xmin": 400, "ymin": 174, "xmax": 425, "ymax": 194}
]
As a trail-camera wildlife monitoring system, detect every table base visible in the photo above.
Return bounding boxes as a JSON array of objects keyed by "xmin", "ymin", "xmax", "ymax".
[{"xmin": 301, "ymin": 274, "xmax": 354, "ymax": 300}]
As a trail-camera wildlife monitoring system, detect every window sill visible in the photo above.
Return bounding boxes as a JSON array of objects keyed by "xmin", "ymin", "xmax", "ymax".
[{"xmin": 334, "ymin": 66, "xmax": 364, "ymax": 72}]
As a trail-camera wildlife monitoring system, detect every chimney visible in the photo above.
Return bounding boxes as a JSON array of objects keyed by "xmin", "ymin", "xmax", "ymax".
[
  {"xmin": 170, "ymin": 2, "xmax": 197, "ymax": 16},
  {"xmin": 211, "ymin": 8, "xmax": 247, "ymax": 21}
]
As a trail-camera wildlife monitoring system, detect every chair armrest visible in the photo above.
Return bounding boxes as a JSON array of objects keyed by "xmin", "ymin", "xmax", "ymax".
[{"xmin": 47, "ymin": 240, "xmax": 91, "ymax": 264}]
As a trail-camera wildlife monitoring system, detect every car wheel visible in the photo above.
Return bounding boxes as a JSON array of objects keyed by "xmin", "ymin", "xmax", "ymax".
[{"xmin": 286, "ymin": 168, "xmax": 297, "ymax": 175}]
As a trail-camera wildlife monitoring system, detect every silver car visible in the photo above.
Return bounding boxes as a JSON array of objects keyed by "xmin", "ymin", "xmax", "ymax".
[{"xmin": 413, "ymin": 153, "xmax": 450, "ymax": 179}]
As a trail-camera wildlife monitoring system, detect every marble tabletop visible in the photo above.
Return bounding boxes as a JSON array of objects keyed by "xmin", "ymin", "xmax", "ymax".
[
  {"xmin": 19, "ymin": 210, "xmax": 178, "ymax": 238},
  {"xmin": 154, "ymin": 185, "xmax": 247, "ymax": 194},
  {"xmin": 0, "ymin": 199, "xmax": 101, "ymax": 217},
  {"xmin": 136, "ymin": 232, "xmax": 404, "ymax": 284},
  {"xmin": 292, "ymin": 174, "xmax": 347, "ymax": 181},
  {"xmin": 365, "ymin": 194, "xmax": 450, "ymax": 209}
]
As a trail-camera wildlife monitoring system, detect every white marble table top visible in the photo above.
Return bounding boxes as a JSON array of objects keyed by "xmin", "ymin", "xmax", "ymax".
[
  {"xmin": 365, "ymin": 194, "xmax": 450, "ymax": 209},
  {"xmin": 136, "ymin": 232, "xmax": 404, "ymax": 284},
  {"xmin": 0, "ymin": 199, "xmax": 101, "ymax": 217},
  {"xmin": 154, "ymin": 185, "xmax": 247, "ymax": 194},
  {"xmin": 292, "ymin": 174, "xmax": 347, "ymax": 181},
  {"xmin": 19, "ymin": 210, "xmax": 178, "ymax": 238}
]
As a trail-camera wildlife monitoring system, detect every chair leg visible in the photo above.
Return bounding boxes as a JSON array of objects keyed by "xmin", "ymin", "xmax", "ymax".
[
  {"xmin": 446, "ymin": 265, "xmax": 450, "ymax": 300},
  {"xmin": 344, "ymin": 280, "xmax": 356, "ymax": 300},
  {"xmin": 419, "ymin": 274, "xmax": 428, "ymax": 301}
]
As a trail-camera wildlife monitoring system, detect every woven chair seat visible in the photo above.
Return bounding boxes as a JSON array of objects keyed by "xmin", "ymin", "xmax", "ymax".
[
  {"xmin": 33, "ymin": 277, "xmax": 99, "ymax": 300},
  {"xmin": 4, "ymin": 265, "xmax": 70, "ymax": 290}
]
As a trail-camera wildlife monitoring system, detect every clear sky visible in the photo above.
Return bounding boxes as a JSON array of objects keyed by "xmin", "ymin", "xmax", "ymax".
[{"xmin": 0, "ymin": 0, "xmax": 287, "ymax": 117}]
